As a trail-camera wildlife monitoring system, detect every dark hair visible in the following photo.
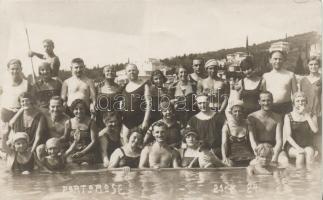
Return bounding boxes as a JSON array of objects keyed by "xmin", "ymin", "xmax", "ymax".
[
  {"xmin": 127, "ymin": 127, "xmax": 144, "ymax": 140},
  {"xmin": 150, "ymin": 70, "xmax": 167, "ymax": 85},
  {"xmin": 71, "ymin": 58, "xmax": 85, "ymax": 65},
  {"xmin": 240, "ymin": 56, "xmax": 254, "ymax": 71},
  {"xmin": 49, "ymin": 96, "xmax": 63, "ymax": 105},
  {"xmin": 38, "ymin": 62, "xmax": 52, "ymax": 75},
  {"xmin": 102, "ymin": 111, "xmax": 121, "ymax": 123},
  {"xmin": 43, "ymin": 39, "xmax": 54, "ymax": 47},
  {"xmin": 181, "ymin": 127, "xmax": 199, "ymax": 143},
  {"xmin": 69, "ymin": 99, "xmax": 89, "ymax": 115},
  {"xmin": 18, "ymin": 92, "xmax": 35, "ymax": 105},
  {"xmin": 7, "ymin": 59, "xmax": 22, "ymax": 69},
  {"xmin": 151, "ymin": 121, "xmax": 167, "ymax": 132},
  {"xmin": 259, "ymin": 91, "xmax": 273, "ymax": 100},
  {"xmin": 269, "ymin": 50, "xmax": 286, "ymax": 60}
]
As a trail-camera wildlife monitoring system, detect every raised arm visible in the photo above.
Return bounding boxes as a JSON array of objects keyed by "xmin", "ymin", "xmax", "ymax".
[{"xmin": 28, "ymin": 51, "xmax": 45, "ymax": 59}]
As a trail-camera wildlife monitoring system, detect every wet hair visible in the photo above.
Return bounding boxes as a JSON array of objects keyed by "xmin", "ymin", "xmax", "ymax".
[
  {"xmin": 150, "ymin": 70, "xmax": 167, "ymax": 85},
  {"xmin": 102, "ymin": 111, "xmax": 121, "ymax": 124},
  {"xmin": 255, "ymin": 143, "xmax": 274, "ymax": 157},
  {"xmin": 49, "ymin": 96, "xmax": 63, "ymax": 105},
  {"xmin": 151, "ymin": 121, "xmax": 167, "ymax": 132},
  {"xmin": 71, "ymin": 58, "xmax": 85, "ymax": 65},
  {"xmin": 38, "ymin": 62, "xmax": 52, "ymax": 75},
  {"xmin": 69, "ymin": 99, "xmax": 90, "ymax": 115},
  {"xmin": 240, "ymin": 56, "xmax": 254, "ymax": 71},
  {"xmin": 308, "ymin": 56, "xmax": 321, "ymax": 68},
  {"xmin": 7, "ymin": 59, "xmax": 22, "ymax": 69},
  {"xmin": 269, "ymin": 50, "xmax": 287, "ymax": 60},
  {"xmin": 127, "ymin": 127, "xmax": 144, "ymax": 140},
  {"xmin": 18, "ymin": 92, "xmax": 35, "ymax": 105},
  {"xmin": 259, "ymin": 91, "xmax": 273, "ymax": 101},
  {"xmin": 292, "ymin": 92, "xmax": 307, "ymax": 104},
  {"xmin": 43, "ymin": 39, "xmax": 54, "ymax": 47}
]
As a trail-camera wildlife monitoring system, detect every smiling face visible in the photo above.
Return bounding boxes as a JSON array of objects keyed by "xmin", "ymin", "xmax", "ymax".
[
  {"xmin": 259, "ymin": 93, "xmax": 273, "ymax": 111},
  {"xmin": 196, "ymin": 96, "xmax": 209, "ymax": 112},
  {"xmin": 71, "ymin": 62, "xmax": 85, "ymax": 78},
  {"xmin": 104, "ymin": 66, "xmax": 116, "ymax": 80},
  {"xmin": 152, "ymin": 125, "xmax": 167, "ymax": 143},
  {"xmin": 192, "ymin": 60, "xmax": 202, "ymax": 75},
  {"xmin": 242, "ymin": 68, "xmax": 254, "ymax": 78},
  {"xmin": 269, "ymin": 51, "xmax": 284, "ymax": 70},
  {"xmin": 20, "ymin": 97, "xmax": 33, "ymax": 110},
  {"xmin": 308, "ymin": 59, "xmax": 320, "ymax": 74},
  {"xmin": 161, "ymin": 106, "xmax": 175, "ymax": 120},
  {"xmin": 103, "ymin": 115, "xmax": 119, "ymax": 133},
  {"xmin": 128, "ymin": 132, "xmax": 143, "ymax": 149},
  {"xmin": 185, "ymin": 134, "xmax": 198, "ymax": 148},
  {"xmin": 46, "ymin": 145, "xmax": 60, "ymax": 157},
  {"xmin": 206, "ymin": 65, "xmax": 217, "ymax": 78},
  {"xmin": 73, "ymin": 103, "xmax": 86, "ymax": 119},
  {"xmin": 8, "ymin": 63, "xmax": 22, "ymax": 80},
  {"xmin": 257, "ymin": 155, "xmax": 272, "ymax": 167},
  {"xmin": 126, "ymin": 64, "xmax": 139, "ymax": 81},
  {"xmin": 14, "ymin": 139, "xmax": 28, "ymax": 153},
  {"xmin": 49, "ymin": 99, "xmax": 63, "ymax": 117},
  {"xmin": 152, "ymin": 74, "xmax": 164, "ymax": 88},
  {"xmin": 178, "ymin": 67, "xmax": 188, "ymax": 81}
]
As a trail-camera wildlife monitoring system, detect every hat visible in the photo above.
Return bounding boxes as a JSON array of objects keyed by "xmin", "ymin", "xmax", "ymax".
[
  {"xmin": 46, "ymin": 138, "xmax": 61, "ymax": 148},
  {"xmin": 12, "ymin": 132, "xmax": 29, "ymax": 144},
  {"xmin": 181, "ymin": 127, "xmax": 199, "ymax": 143},
  {"xmin": 205, "ymin": 59, "xmax": 218, "ymax": 69},
  {"xmin": 269, "ymin": 42, "xmax": 289, "ymax": 54}
]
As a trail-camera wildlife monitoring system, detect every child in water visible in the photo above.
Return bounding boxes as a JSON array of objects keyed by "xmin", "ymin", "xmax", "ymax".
[
  {"xmin": 247, "ymin": 143, "xmax": 277, "ymax": 175},
  {"xmin": 35, "ymin": 138, "xmax": 68, "ymax": 172},
  {"xmin": 2, "ymin": 132, "xmax": 34, "ymax": 174}
]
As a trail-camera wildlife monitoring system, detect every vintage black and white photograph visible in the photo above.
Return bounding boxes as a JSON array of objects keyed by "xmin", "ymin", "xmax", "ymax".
[{"xmin": 0, "ymin": 0, "xmax": 321, "ymax": 199}]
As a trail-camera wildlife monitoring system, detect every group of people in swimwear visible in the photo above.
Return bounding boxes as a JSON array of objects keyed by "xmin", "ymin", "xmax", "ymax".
[{"xmin": 0, "ymin": 38, "xmax": 321, "ymax": 175}]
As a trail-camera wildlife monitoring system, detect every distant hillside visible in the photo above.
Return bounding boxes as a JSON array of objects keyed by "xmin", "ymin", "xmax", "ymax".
[
  {"xmin": 161, "ymin": 31, "xmax": 320, "ymax": 75},
  {"xmin": 59, "ymin": 31, "xmax": 320, "ymax": 81}
]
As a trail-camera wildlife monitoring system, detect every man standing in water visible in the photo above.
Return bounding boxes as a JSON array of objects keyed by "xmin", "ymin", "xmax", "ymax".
[
  {"xmin": 189, "ymin": 59, "xmax": 204, "ymax": 83},
  {"xmin": 262, "ymin": 50, "xmax": 297, "ymax": 115},
  {"xmin": 139, "ymin": 121, "xmax": 180, "ymax": 168},
  {"xmin": 248, "ymin": 91, "xmax": 288, "ymax": 166}
]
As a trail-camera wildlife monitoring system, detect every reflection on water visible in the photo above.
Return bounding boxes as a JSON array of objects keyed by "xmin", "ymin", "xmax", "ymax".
[{"xmin": 0, "ymin": 163, "xmax": 321, "ymax": 200}]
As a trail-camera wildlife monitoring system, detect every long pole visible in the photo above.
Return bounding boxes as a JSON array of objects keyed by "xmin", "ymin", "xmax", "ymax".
[{"xmin": 25, "ymin": 28, "xmax": 38, "ymax": 86}]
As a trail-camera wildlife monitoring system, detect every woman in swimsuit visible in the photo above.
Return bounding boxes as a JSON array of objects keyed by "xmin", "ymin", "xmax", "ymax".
[
  {"xmin": 222, "ymin": 100, "xmax": 255, "ymax": 167},
  {"xmin": 64, "ymin": 99, "xmax": 98, "ymax": 165},
  {"xmin": 121, "ymin": 64, "xmax": 151, "ymax": 144},
  {"xmin": 95, "ymin": 65, "xmax": 122, "ymax": 129},
  {"xmin": 179, "ymin": 127, "xmax": 200, "ymax": 168},
  {"xmin": 149, "ymin": 70, "xmax": 168, "ymax": 125},
  {"xmin": 109, "ymin": 129, "xmax": 143, "ymax": 168},
  {"xmin": 284, "ymin": 92, "xmax": 318, "ymax": 170},
  {"xmin": 235, "ymin": 56, "xmax": 262, "ymax": 115}
]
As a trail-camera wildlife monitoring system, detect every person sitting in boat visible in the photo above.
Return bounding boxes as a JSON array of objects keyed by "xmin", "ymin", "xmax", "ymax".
[
  {"xmin": 179, "ymin": 127, "xmax": 200, "ymax": 168},
  {"xmin": 248, "ymin": 91, "xmax": 289, "ymax": 167},
  {"xmin": 95, "ymin": 65, "xmax": 122, "ymax": 129},
  {"xmin": 197, "ymin": 59, "xmax": 229, "ymax": 113},
  {"xmin": 2, "ymin": 132, "xmax": 34, "ymax": 174},
  {"xmin": 9, "ymin": 92, "xmax": 48, "ymax": 153},
  {"xmin": 221, "ymin": 100, "xmax": 255, "ymax": 167},
  {"xmin": 149, "ymin": 70, "xmax": 168, "ymax": 125},
  {"xmin": 63, "ymin": 99, "xmax": 97, "ymax": 165},
  {"xmin": 187, "ymin": 94, "xmax": 226, "ymax": 158},
  {"xmin": 139, "ymin": 121, "xmax": 180, "ymax": 168},
  {"xmin": 235, "ymin": 56, "xmax": 262, "ymax": 116},
  {"xmin": 35, "ymin": 137, "xmax": 68, "ymax": 172},
  {"xmin": 143, "ymin": 101, "xmax": 182, "ymax": 148},
  {"xmin": 98, "ymin": 111, "xmax": 122, "ymax": 167},
  {"xmin": 34, "ymin": 62, "xmax": 62, "ymax": 111},
  {"xmin": 247, "ymin": 143, "xmax": 277, "ymax": 175},
  {"xmin": 283, "ymin": 92, "xmax": 318, "ymax": 170},
  {"xmin": 168, "ymin": 66, "xmax": 198, "ymax": 127},
  {"xmin": 28, "ymin": 39, "xmax": 61, "ymax": 80},
  {"xmin": 109, "ymin": 128, "xmax": 143, "ymax": 169}
]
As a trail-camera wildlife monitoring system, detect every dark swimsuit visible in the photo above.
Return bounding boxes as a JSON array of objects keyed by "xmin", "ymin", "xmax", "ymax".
[
  {"xmin": 43, "ymin": 156, "xmax": 65, "ymax": 171},
  {"xmin": 12, "ymin": 154, "xmax": 34, "ymax": 172},
  {"xmin": 117, "ymin": 148, "xmax": 140, "ymax": 168},
  {"xmin": 226, "ymin": 124, "xmax": 254, "ymax": 166},
  {"xmin": 285, "ymin": 113, "xmax": 314, "ymax": 151},
  {"xmin": 180, "ymin": 148, "xmax": 199, "ymax": 168},
  {"xmin": 122, "ymin": 82, "xmax": 147, "ymax": 129},
  {"xmin": 240, "ymin": 78, "xmax": 262, "ymax": 115},
  {"xmin": 149, "ymin": 85, "xmax": 168, "ymax": 125}
]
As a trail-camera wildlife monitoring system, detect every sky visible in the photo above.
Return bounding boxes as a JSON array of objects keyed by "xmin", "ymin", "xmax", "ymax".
[{"xmin": 0, "ymin": 0, "xmax": 321, "ymax": 76}]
